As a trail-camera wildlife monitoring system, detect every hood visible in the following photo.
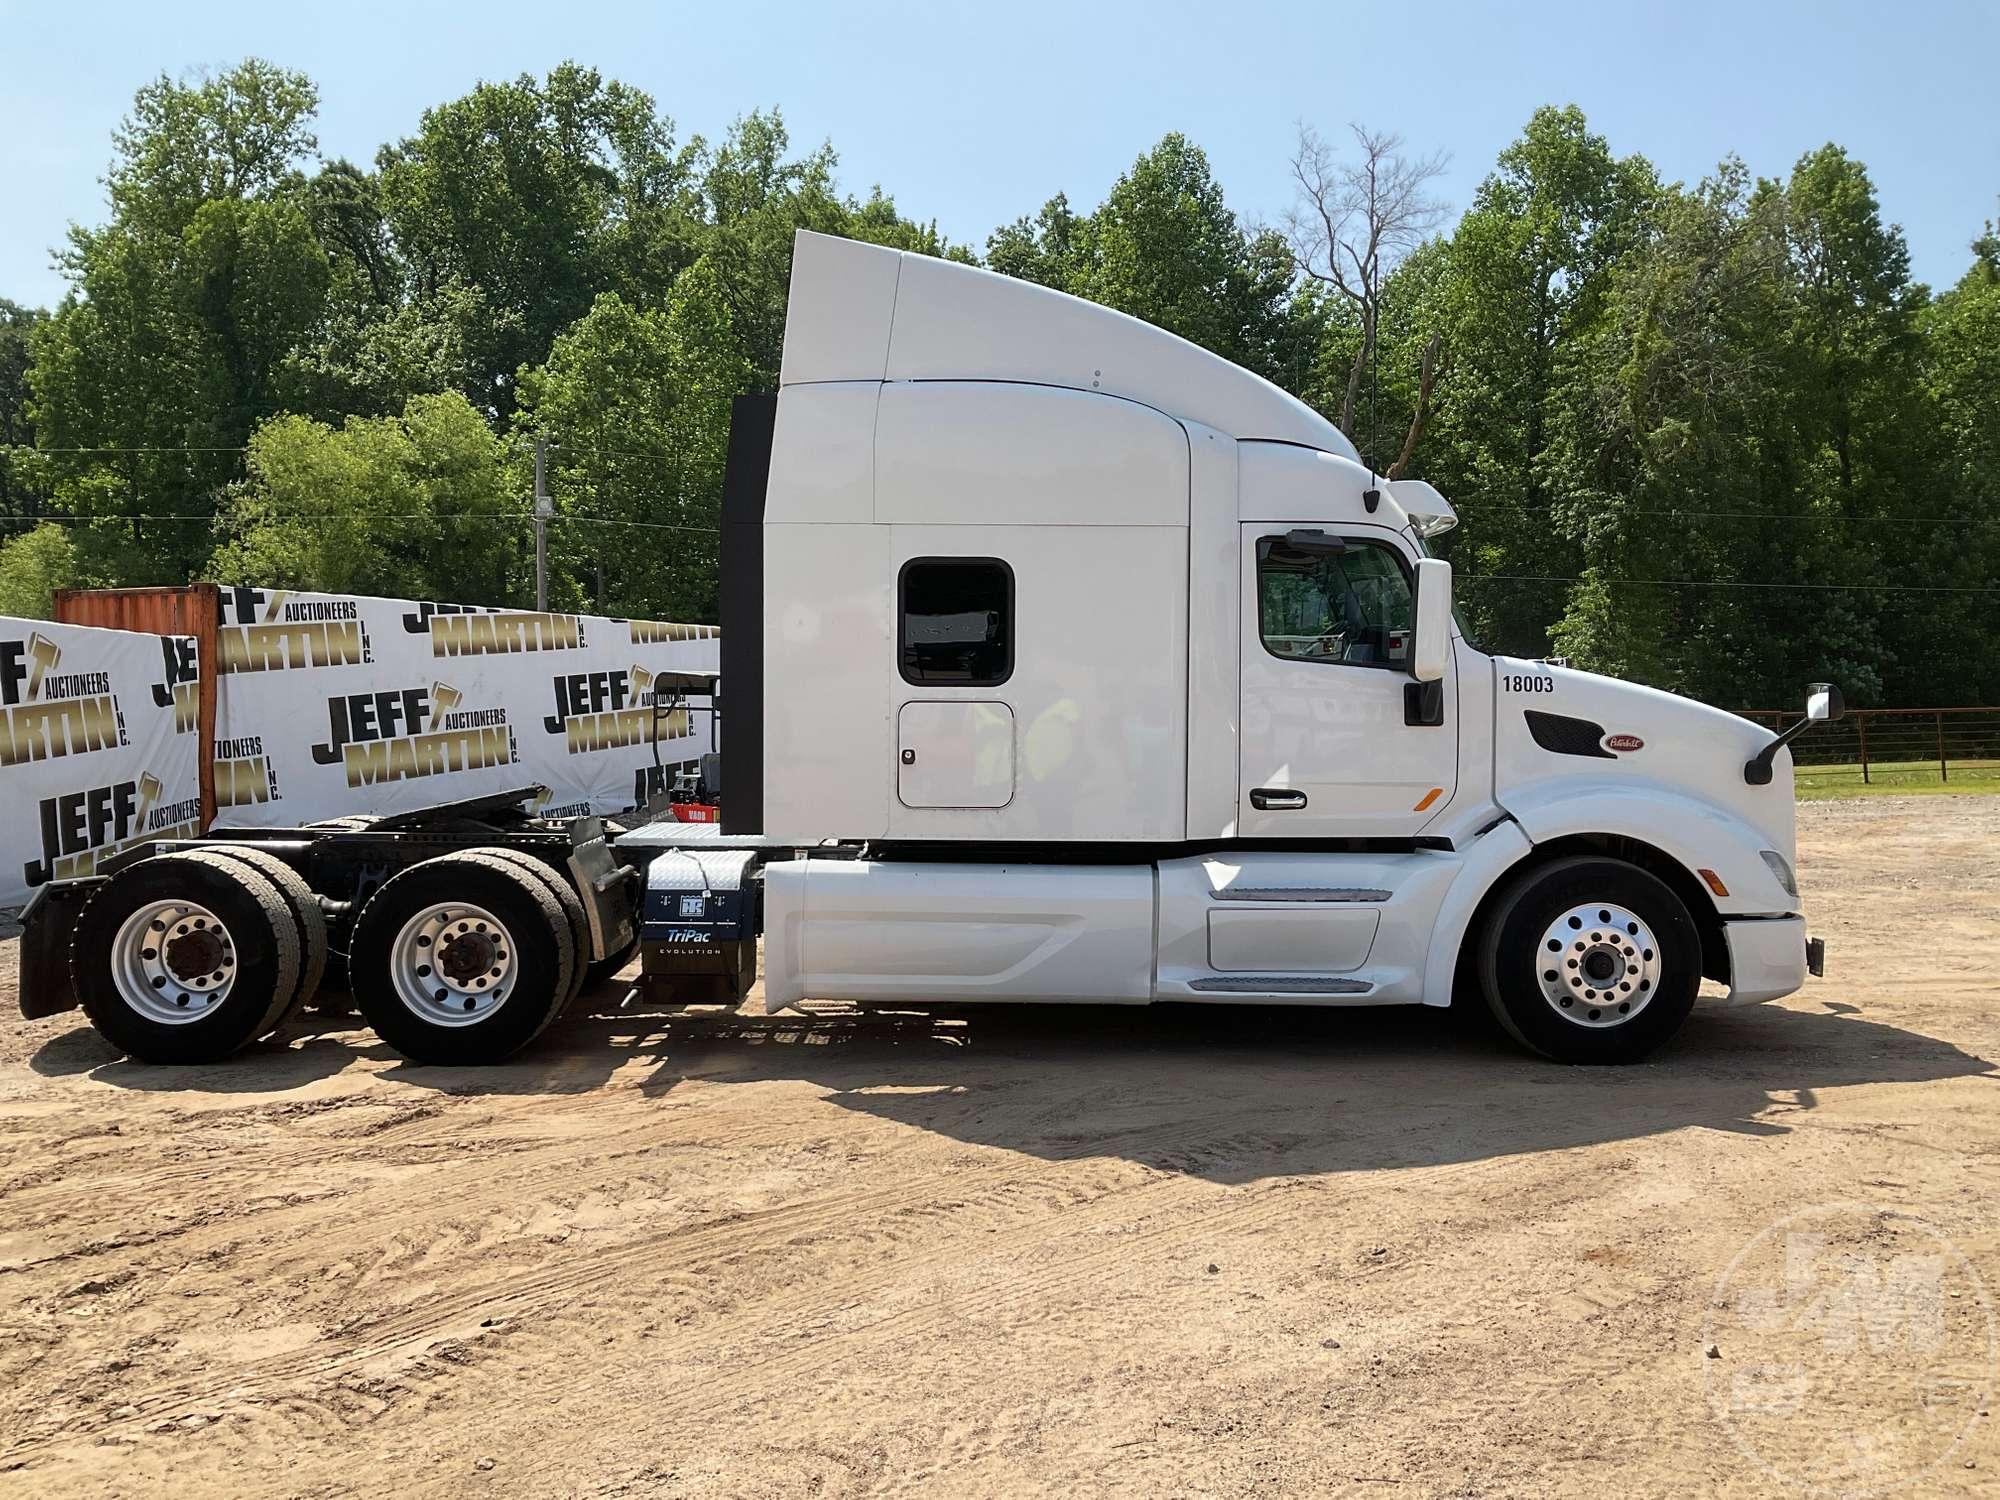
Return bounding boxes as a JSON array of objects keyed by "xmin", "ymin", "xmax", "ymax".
[{"xmin": 1489, "ymin": 657, "xmax": 1796, "ymax": 865}]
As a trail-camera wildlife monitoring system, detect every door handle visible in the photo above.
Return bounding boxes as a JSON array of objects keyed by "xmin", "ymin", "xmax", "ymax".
[{"xmin": 1250, "ymin": 787, "xmax": 1307, "ymax": 811}]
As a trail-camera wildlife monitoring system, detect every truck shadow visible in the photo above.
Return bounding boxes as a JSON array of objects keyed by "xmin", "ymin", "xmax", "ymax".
[
  {"xmin": 35, "ymin": 997, "xmax": 1995, "ymax": 1184},
  {"xmin": 613, "ymin": 999, "xmax": 1994, "ymax": 1186},
  {"xmin": 26, "ymin": 1012, "xmax": 400, "ymax": 1093}
]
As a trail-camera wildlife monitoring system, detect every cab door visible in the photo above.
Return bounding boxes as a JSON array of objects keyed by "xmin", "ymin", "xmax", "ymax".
[{"xmin": 1238, "ymin": 526, "xmax": 1457, "ymax": 837}]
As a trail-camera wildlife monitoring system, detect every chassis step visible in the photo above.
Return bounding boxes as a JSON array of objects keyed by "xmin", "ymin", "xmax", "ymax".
[
  {"xmin": 1185, "ymin": 975, "xmax": 1373, "ymax": 994},
  {"xmin": 1208, "ymin": 886, "xmax": 1390, "ymax": 903}
]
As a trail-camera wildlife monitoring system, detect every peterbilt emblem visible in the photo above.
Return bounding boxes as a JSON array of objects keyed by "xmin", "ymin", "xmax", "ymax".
[{"xmin": 1604, "ymin": 734, "xmax": 1644, "ymax": 752}]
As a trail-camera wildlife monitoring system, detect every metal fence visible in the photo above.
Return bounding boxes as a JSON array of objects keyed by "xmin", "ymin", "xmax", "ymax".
[{"xmin": 1738, "ymin": 706, "xmax": 2000, "ymax": 789}]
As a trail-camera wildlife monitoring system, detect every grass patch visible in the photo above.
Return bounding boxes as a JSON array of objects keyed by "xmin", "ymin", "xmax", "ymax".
[{"xmin": 1795, "ymin": 758, "xmax": 2000, "ymax": 800}]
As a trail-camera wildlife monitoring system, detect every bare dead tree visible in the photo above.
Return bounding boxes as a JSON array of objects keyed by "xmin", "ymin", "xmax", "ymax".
[
  {"xmin": 1385, "ymin": 331, "xmax": 1442, "ymax": 481},
  {"xmin": 1286, "ymin": 123, "xmax": 1450, "ymax": 464}
]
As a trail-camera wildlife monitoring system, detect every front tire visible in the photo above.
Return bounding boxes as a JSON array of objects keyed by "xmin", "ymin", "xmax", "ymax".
[
  {"xmin": 1477, "ymin": 856, "xmax": 1700, "ymax": 1064},
  {"xmin": 348, "ymin": 850, "xmax": 573, "ymax": 1065}
]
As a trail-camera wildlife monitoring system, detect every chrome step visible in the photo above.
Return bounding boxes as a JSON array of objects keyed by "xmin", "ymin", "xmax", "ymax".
[
  {"xmin": 1186, "ymin": 976, "xmax": 1373, "ymax": 994},
  {"xmin": 1209, "ymin": 887, "xmax": 1391, "ymax": 903}
]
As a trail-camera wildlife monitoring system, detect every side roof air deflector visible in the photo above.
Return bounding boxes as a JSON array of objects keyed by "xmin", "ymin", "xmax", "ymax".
[{"xmin": 720, "ymin": 393, "xmax": 776, "ymax": 834}]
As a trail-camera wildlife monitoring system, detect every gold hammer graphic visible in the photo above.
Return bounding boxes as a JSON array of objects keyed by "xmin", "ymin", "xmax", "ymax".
[{"xmin": 26, "ymin": 631, "xmax": 61, "ymax": 698}]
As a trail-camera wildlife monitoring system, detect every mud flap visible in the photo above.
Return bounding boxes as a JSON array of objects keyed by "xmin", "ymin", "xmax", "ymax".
[
  {"xmin": 16, "ymin": 878, "xmax": 105, "ymax": 1019},
  {"xmin": 564, "ymin": 817, "xmax": 636, "ymax": 963}
]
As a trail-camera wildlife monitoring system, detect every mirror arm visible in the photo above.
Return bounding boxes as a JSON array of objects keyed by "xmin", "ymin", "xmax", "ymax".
[
  {"xmin": 1744, "ymin": 681, "xmax": 1842, "ymax": 785},
  {"xmin": 1743, "ymin": 718, "xmax": 1813, "ymax": 786}
]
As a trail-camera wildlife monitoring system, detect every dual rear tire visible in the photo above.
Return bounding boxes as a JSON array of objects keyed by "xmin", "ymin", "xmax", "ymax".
[
  {"xmin": 345, "ymin": 851, "xmax": 575, "ymax": 1066},
  {"xmin": 73, "ymin": 850, "xmax": 327, "ymax": 1065},
  {"xmin": 75, "ymin": 845, "xmax": 594, "ymax": 1067}
]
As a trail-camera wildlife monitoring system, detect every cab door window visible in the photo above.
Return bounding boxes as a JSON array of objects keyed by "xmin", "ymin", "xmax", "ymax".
[{"xmin": 1256, "ymin": 537, "xmax": 1413, "ymax": 668}]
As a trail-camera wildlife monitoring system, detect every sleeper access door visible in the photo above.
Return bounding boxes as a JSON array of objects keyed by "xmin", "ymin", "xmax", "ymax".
[{"xmin": 1237, "ymin": 525, "xmax": 1457, "ymax": 837}]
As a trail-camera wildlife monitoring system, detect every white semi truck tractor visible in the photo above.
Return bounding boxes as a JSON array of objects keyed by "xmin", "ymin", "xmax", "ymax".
[{"xmin": 15, "ymin": 231, "xmax": 1832, "ymax": 1065}]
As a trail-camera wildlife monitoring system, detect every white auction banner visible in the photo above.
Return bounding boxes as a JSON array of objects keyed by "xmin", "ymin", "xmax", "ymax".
[
  {"xmin": 210, "ymin": 585, "xmax": 719, "ymax": 829},
  {"xmin": 0, "ymin": 615, "xmax": 204, "ymax": 911}
]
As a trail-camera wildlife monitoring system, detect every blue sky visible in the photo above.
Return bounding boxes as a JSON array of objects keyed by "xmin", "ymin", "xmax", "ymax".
[{"xmin": 4, "ymin": 0, "xmax": 1995, "ymax": 308}]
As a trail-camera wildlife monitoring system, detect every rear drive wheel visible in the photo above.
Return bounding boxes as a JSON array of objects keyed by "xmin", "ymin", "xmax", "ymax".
[
  {"xmin": 204, "ymin": 845, "xmax": 329, "ymax": 1020},
  {"xmin": 73, "ymin": 853, "xmax": 303, "ymax": 1063},
  {"xmin": 472, "ymin": 848, "xmax": 588, "ymax": 1007},
  {"xmin": 348, "ymin": 851, "xmax": 572, "ymax": 1064},
  {"xmin": 1477, "ymin": 856, "xmax": 1700, "ymax": 1064}
]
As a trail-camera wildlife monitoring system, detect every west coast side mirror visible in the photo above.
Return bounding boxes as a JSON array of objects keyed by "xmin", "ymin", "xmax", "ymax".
[
  {"xmin": 1411, "ymin": 558, "xmax": 1452, "ymax": 683},
  {"xmin": 1745, "ymin": 681, "xmax": 1845, "ymax": 784}
]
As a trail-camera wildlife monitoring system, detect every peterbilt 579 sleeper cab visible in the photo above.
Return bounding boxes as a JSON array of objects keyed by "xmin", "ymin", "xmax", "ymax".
[{"xmin": 15, "ymin": 231, "xmax": 1829, "ymax": 1065}]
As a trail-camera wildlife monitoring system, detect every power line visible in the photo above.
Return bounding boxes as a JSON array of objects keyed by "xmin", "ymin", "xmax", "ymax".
[
  {"xmin": 3, "ymin": 512, "xmax": 1977, "ymax": 590},
  {"xmin": 1448, "ymin": 504, "xmax": 2000, "ymax": 528},
  {"xmin": 1456, "ymin": 576, "xmax": 2000, "ymax": 600},
  {"xmin": 542, "ymin": 442, "xmax": 682, "ymax": 464},
  {"xmin": 0, "ymin": 510, "xmax": 719, "ymax": 534},
  {"xmin": 8, "ymin": 445, "xmax": 250, "ymax": 455},
  {"xmin": 11, "ymin": 446, "xmax": 1996, "ymax": 532}
]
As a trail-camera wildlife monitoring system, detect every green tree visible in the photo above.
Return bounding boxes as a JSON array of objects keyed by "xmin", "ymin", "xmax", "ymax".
[
  {"xmin": 1909, "ymin": 220, "xmax": 2000, "ymax": 703},
  {"xmin": 983, "ymin": 136, "xmax": 1318, "ymax": 389},
  {"xmin": 277, "ymin": 158, "xmax": 474, "ymax": 419},
  {"xmin": 0, "ymin": 300, "xmax": 44, "ymax": 449},
  {"xmin": 513, "ymin": 258, "xmax": 750, "ymax": 620},
  {"xmin": 697, "ymin": 110, "xmax": 861, "ymax": 385},
  {"xmin": 28, "ymin": 60, "xmax": 328, "ymax": 584},
  {"xmin": 104, "ymin": 59, "xmax": 319, "ymax": 239},
  {"xmin": 209, "ymin": 391, "xmax": 524, "ymax": 602},
  {"xmin": 376, "ymin": 63, "xmax": 702, "ymax": 416},
  {"xmin": 0, "ymin": 300, "xmax": 50, "ymax": 527},
  {"xmin": 0, "ymin": 524, "xmax": 82, "ymax": 616},
  {"xmin": 1539, "ymin": 162, "xmax": 1787, "ymax": 695},
  {"xmin": 1416, "ymin": 106, "xmax": 1659, "ymax": 657},
  {"xmin": 986, "ymin": 193, "xmax": 1084, "ymax": 289}
]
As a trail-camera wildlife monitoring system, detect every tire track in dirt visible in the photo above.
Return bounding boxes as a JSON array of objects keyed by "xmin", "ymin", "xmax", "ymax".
[
  {"xmin": 6, "ymin": 1124, "xmax": 1511, "ymax": 1467},
  {"xmin": 1, "ymin": 1107, "xmax": 1345, "ymax": 1459},
  {"xmin": 0, "ymin": 1096, "xmax": 467, "ymax": 1214}
]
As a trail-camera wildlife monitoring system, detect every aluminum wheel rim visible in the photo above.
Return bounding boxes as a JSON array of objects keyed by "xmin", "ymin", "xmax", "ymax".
[
  {"xmin": 111, "ymin": 900, "xmax": 238, "ymax": 1024},
  {"xmin": 1535, "ymin": 901, "xmax": 1662, "ymax": 1028},
  {"xmin": 390, "ymin": 902, "xmax": 517, "ymax": 1028}
]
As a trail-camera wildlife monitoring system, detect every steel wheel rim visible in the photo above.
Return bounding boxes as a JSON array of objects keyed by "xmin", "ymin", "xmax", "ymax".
[
  {"xmin": 111, "ymin": 900, "xmax": 238, "ymax": 1024},
  {"xmin": 390, "ymin": 902, "xmax": 517, "ymax": 1028},
  {"xmin": 1535, "ymin": 901, "xmax": 1662, "ymax": 1029}
]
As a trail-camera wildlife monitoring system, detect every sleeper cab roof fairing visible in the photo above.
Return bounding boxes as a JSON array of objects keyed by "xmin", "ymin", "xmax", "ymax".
[{"xmin": 779, "ymin": 229, "xmax": 1363, "ymax": 464}]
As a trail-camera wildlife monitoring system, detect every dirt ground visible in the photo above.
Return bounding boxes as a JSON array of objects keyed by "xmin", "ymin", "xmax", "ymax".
[{"xmin": 1, "ymin": 797, "xmax": 1996, "ymax": 1498}]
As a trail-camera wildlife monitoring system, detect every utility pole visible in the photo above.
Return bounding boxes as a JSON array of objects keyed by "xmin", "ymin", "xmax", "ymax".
[{"xmin": 533, "ymin": 437, "xmax": 554, "ymax": 612}]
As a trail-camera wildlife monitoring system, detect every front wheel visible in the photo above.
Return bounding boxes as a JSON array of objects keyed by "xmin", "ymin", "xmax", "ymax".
[{"xmin": 1477, "ymin": 856, "xmax": 1700, "ymax": 1064}]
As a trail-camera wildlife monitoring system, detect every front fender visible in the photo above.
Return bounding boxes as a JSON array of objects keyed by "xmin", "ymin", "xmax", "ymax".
[{"xmin": 1502, "ymin": 781, "xmax": 1798, "ymax": 916}]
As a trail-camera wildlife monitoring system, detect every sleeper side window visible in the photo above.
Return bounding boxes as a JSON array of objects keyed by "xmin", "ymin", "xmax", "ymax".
[
  {"xmin": 899, "ymin": 557, "xmax": 1013, "ymax": 686},
  {"xmin": 1257, "ymin": 537, "xmax": 1414, "ymax": 668}
]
